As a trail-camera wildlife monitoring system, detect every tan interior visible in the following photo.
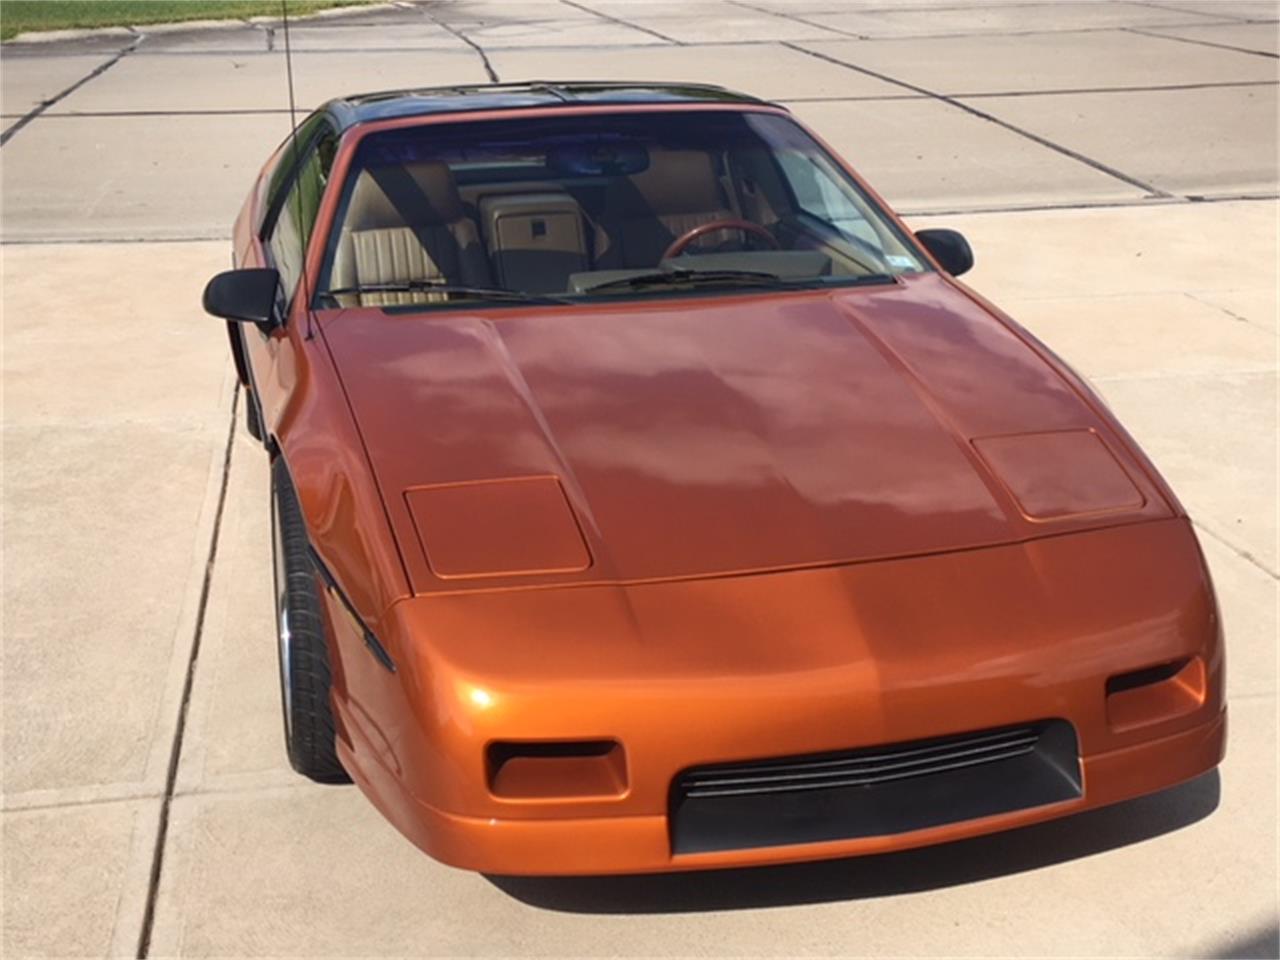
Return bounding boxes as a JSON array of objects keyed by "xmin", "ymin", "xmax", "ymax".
[
  {"xmin": 479, "ymin": 193, "xmax": 590, "ymax": 294},
  {"xmin": 593, "ymin": 150, "xmax": 738, "ymax": 269},
  {"xmin": 331, "ymin": 161, "xmax": 491, "ymax": 305},
  {"xmin": 329, "ymin": 149, "xmax": 754, "ymax": 303}
]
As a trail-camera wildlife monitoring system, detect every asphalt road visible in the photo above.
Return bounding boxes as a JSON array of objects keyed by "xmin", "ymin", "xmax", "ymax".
[{"xmin": 2, "ymin": 1, "xmax": 1278, "ymax": 957}]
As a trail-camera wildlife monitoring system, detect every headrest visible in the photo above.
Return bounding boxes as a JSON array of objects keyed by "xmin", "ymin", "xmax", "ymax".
[
  {"xmin": 344, "ymin": 161, "xmax": 466, "ymax": 232},
  {"xmin": 621, "ymin": 150, "xmax": 726, "ymax": 216}
]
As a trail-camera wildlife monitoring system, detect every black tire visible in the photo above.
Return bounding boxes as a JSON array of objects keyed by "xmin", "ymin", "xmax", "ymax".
[
  {"xmin": 244, "ymin": 385, "xmax": 265, "ymax": 443},
  {"xmin": 270, "ymin": 457, "xmax": 350, "ymax": 784}
]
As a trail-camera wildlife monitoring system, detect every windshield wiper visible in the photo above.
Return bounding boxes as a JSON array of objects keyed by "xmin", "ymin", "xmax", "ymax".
[
  {"xmin": 321, "ymin": 281, "xmax": 575, "ymax": 306},
  {"xmin": 582, "ymin": 269, "xmax": 792, "ymax": 294},
  {"xmin": 581, "ymin": 269, "xmax": 899, "ymax": 295}
]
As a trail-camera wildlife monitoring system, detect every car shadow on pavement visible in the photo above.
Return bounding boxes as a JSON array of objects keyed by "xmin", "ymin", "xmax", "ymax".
[
  {"xmin": 1204, "ymin": 923, "xmax": 1280, "ymax": 960},
  {"xmin": 488, "ymin": 771, "xmax": 1220, "ymax": 914}
]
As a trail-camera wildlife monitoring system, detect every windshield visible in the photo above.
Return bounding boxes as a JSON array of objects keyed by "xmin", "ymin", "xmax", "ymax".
[{"xmin": 317, "ymin": 110, "xmax": 928, "ymax": 308}]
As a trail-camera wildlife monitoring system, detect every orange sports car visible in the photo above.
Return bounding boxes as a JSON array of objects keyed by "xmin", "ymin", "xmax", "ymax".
[{"xmin": 203, "ymin": 82, "xmax": 1225, "ymax": 875}]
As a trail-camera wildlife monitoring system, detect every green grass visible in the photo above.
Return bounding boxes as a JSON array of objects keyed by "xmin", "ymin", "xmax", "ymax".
[{"xmin": 0, "ymin": 0, "xmax": 371, "ymax": 41}]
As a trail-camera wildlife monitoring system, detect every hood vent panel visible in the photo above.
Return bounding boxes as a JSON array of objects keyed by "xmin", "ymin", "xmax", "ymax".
[{"xmin": 405, "ymin": 476, "xmax": 591, "ymax": 579}]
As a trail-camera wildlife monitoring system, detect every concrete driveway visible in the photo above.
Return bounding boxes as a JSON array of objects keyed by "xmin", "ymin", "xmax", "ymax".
[{"xmin": 2, "ymin": 1, "xmax": 1277, "ymax": 956}]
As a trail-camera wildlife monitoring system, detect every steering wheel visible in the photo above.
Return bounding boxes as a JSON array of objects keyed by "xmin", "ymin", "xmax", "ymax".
[{"xmin": 662, "ymin": 219, "xmax": 780, "ymax": 260}]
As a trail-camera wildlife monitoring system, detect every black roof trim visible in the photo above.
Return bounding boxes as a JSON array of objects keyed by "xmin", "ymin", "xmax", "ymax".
[{"xmin": 324, "ymin": 81, "xmax": 775, "ymax": 131}]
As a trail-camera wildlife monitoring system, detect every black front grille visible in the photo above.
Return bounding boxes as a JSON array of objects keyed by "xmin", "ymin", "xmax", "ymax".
[{"xmin": 670, "ymin": 720, "xmax": 1081, "ymax": 855}]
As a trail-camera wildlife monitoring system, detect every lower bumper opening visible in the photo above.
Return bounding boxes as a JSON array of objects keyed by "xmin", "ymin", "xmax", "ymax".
[
  {"xmin": 670, "ymin": 720, "xmax": 1082, "ymax": 855},
  {"xmin": 487, "ymin": 740, "xmax": 627, "ymax": 800}
]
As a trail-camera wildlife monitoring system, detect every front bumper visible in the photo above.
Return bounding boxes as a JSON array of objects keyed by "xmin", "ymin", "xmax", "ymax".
[
  {"xmin": 328, "ymin": 517, "xmax": 1226, "ymax": 875},
  {"xmin": 341, "ymin": 708, "xmax": 1225, "ymax": 874}
]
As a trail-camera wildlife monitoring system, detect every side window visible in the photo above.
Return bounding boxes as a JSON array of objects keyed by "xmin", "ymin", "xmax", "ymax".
[{"xmin": 265, "ymin": 127, "xmax": 338, "ymax": 305}]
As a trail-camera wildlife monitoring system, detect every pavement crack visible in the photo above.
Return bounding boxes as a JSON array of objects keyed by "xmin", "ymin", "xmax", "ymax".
[
  {"xmin": 134, "ymin": 391, "xmax": 240, "ymax": 959},
  {"xmin": 901, "ymin": 193, "xmax": 1279, "ymax": 217},
  {"xmin": 3, "ymin": 108, "xmax": 293, "ymax": 119},
  {"xmin": 3, "ymin": 792, "xmax": 161, "ymax": 815},
  {"xmin": 1133, "ymin": 0, "xmax": 1260, "ymax": 23},
  {"xmin": 1, "ymin": 234, "xmax": 232, "ymax": 245},
  {"xmin": 1193, "ymin": 520, "xmax": 1279, "ymax": 581},
  {"xmin": 777, "ymin": 80, "xmax": 1277, "ymax": 107},
  {"xmin": 421, "ymin": 7, "xmax": 500, "ymax": 80},
  {"xmin": 781, "ymin": 41, "xmax": 1173, "ymax": 198},
  {"xmin": 1125, "ymin": 26, "xmax": 1279, "ymax": 60},
  {"xmin": 0, "ymin": 35, "xmax": 141, "ymax": 147},
  {"xmin": 557, "ymin": 0, "xmax": 683, "ymax": 44},
  {"xmin": 727, "ymin": 0, "xmax": 865, "ymax": 38},
  {"xmin": 951, "ymin": 79, "xmax": 1279, "ymax": 99},
  {"xmin": 1183, "ymin": 291, "xmax": 1270, "ymax": 332}
]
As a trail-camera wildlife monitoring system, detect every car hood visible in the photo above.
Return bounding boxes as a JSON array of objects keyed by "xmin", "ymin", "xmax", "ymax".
[{"xmin": 321, "ymin": 273, "xmax": 1170, "ymax": 594}]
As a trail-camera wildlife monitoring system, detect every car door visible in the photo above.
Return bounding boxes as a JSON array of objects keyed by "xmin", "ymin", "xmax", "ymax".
[{"xmin": 240, "ymin": 117, "xmax": 339, "ymax": 438}]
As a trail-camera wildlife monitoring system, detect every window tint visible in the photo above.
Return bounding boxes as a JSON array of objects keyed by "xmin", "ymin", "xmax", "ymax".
[
  {"xmin": 264, "ymin": 113, "xmax": 328, "ymax": 212},
  {"xmin": 267, "ymin": 128, "xmax": 337, "ymax": 302},
  {"xmin": 317, "ymin": 110, "xmax": 926, "ymax": 309},
  {"xmin": 775, "ymin": 152, "xmax": 893, "ymax": 255}
]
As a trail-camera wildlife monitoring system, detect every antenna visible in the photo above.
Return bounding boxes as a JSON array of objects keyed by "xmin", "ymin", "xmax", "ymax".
[{"xmin": 280, "ymin": 0, "xmax": 316, "ymax": 340}]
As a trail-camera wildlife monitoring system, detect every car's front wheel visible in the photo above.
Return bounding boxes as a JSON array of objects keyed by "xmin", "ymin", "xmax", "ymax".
[{"xmin": 270, "ymin": 457, "xmax": 350, "ymax": 784}]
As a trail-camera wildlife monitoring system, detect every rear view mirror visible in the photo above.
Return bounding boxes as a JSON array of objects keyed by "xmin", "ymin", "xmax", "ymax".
[
  {"xmin": 203, "ymin": 268, "xmax": 280, "ymax": 326},
  {"xmin": 547, "ymin": 139, "xmax": 650, "ymax": 177},
  {"xmin": 915, "ymin": 229, "xmax": 974, "ymax": 277}
]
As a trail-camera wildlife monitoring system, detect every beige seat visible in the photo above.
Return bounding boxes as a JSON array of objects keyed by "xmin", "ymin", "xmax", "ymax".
[
  {"xmin": 330, "ymin": 162, "xmax": 491, "ymax": 306},
  {"xmin": 594, "ymin": 150, "xmax": 738, "ymax": 269},
  {"xmin": 479, "ymin": 192, "xmax": 590, "ymax": 294}
]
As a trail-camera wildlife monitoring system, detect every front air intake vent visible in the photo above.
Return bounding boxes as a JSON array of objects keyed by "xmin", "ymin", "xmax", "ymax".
[{"xmin": 670, "ymin": 720, "xmax": 1081, "ymax": 854}]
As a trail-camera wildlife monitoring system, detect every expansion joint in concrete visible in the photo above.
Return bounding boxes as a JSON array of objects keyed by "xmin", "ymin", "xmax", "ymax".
[{"xmin": 134, "ymin": 392, "xmax": 241, "ymax": 959}]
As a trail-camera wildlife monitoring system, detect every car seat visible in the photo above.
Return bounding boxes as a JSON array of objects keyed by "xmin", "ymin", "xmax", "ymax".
[
  {"xmin": 593, "ymin": 150, "xmax": 740, "ymax": 269},
  {"xmin": 330, "ymin": 161, "xmax": 491, "ymax": 305}
]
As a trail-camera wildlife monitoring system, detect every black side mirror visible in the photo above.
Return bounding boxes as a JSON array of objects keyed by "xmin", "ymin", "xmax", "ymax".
[
  {"xmin": 915, "ymin": 228, "xmax": 974, "ymax": 277},
  {"xmin": 203, "ymin": 268, "xmax": 280, "ymax": 326}
]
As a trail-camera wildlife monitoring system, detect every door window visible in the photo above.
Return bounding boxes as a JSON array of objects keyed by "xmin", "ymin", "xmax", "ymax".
[{"xmin": 265, "ymin": 126, "xmax": 338, "ymax": 304}]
